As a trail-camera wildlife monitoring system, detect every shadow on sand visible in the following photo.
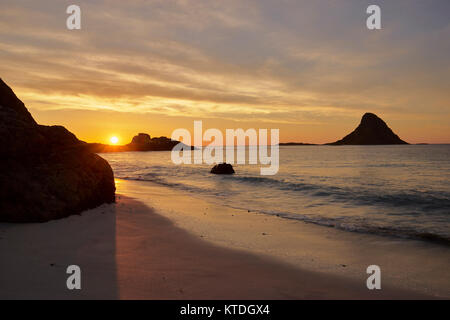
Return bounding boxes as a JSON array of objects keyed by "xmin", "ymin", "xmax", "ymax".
[{"xmin": 0, "ymin": 204, "xmax": 118, "ymax": 299}]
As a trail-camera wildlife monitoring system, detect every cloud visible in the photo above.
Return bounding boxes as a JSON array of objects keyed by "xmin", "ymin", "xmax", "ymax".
[{"xmin": 0, "ymin": 0, "xmax": 449, "ymax": 142}]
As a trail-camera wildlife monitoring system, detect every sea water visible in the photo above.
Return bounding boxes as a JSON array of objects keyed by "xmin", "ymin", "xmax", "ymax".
[{"xmin": 101, "ymin": 145, "xmax": 450, "ymax": 245}]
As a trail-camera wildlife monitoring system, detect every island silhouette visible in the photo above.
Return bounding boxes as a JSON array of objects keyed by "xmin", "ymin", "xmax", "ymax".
[{"xmin": 327, "ymin": 112, "xmax": 408, "ymax": 145}]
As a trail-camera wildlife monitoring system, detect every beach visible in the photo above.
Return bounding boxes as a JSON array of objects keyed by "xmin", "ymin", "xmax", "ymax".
[
  {"xmin": 1, "ymin": 179, "xmax": 448, "ymax": 299},
  {"xmin": 1, "ymin": 0, "xmax": 450, "ymax": 303}
]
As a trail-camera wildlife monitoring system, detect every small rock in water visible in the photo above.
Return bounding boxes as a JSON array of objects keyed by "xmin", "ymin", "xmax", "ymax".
[{"xmin": 210, "ymin": 163, "xmax": 235, "ymax": 174}]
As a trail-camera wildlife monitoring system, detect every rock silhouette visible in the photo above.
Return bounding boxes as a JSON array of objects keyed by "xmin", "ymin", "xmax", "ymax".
[
  {"xmin": 279, "ymin": 142, "xmax": 316, "ymax": 146},
  {"xmin": 210, "ymin": 163, "xmax": 235, "ymax": 174},
  {"xmin": 87, "ymin": 134, "xmax": 191, "ymax": 152},
  {"xmin": 328, "ymin": 113, "xmax": 408, "ymax": 145},
  {"xmin": 0, "ymin": 79, "xmax": 115, "ymax": 222},
  {"xmin": 131, "ymin": 133, "xmax": 152, "ymax": 145}
]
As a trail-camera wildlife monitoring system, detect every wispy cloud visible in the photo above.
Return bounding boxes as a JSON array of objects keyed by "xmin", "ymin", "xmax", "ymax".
[{"xmin": 0, "ymin": 0, "xmax": 449, "ymax": 142}]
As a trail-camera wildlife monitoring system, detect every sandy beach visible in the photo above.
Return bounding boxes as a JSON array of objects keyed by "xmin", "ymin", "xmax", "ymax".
[
  {"xmin": 1, "ymin": 179, "xmax": 448, "ymax": 299},
  {"xmin": 2, "ymin": 0, "xmax": 450, "ymax": 303}
]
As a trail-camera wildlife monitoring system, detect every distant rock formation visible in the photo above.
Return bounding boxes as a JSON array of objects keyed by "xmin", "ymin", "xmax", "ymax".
[
  {"xmin": 131, "ymin": 133, "xmax": 151, "ymax": 145},
  {"xmin": 210, "ymin": 163, "xmax": 235, "ymax": 174},
  {"xmin": 327, "ymin": 113, "xmax": 408, "ymax": 145},
  {"xmin": 87, "ymin": 134, "xmax": 190, "ymax": 153},
  {"xmin": 279, "ymin": 142, "xmax": 317, "ymax": 146},
  {"xmin": 0, "ymin": 79, "xmax": 115, "ymax": 222},
  {"xmin": 127, "ymin": 135, "xmax": 182, "ymax": 151}
]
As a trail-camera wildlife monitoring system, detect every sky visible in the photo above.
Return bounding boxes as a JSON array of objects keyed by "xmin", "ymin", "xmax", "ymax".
[{"xmin": 0, "ymin": 0, "xmax": 449, "ymax": 144}]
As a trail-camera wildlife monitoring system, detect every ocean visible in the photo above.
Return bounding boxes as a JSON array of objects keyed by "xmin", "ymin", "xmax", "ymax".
[{"xmin": 101, "ymin": 145, "xmax": 450, "ymax": 245}]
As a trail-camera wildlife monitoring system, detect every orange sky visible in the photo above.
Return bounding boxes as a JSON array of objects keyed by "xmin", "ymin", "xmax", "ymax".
[{"xmin": 1, "ymin": 1, "xmax": 449, "ymax": 144}]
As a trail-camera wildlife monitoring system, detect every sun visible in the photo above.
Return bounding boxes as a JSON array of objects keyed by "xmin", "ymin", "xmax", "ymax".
[{"xmin": 110, "ymin": 136, "xmax": 119, "ymax": 144}]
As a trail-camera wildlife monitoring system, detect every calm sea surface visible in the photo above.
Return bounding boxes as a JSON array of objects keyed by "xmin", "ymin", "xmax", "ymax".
[{"xmin": 101, "ymin": 145, "xmax": 450, "ymax": 244}]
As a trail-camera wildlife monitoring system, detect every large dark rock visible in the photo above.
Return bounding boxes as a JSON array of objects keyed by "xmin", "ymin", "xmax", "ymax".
[
  {"xmin": 0, "ymin": 79, "xmax": 115, "ymax": 222},
  {"xmin": 210, "ymin": 163, "xmax": 235, "ymax": 175},
  {"xmin": 328, "ymin": 113, "xmax": 408, "ymax": 145}
]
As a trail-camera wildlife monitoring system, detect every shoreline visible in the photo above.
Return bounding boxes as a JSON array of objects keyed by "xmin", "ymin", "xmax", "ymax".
[
  {"xmin": 0, "ymin": 182, "xmax": 447, "ymax": 299},
  {"xmin": 115, "ymin": 179, "xmax": 450, "ymax": 298}
]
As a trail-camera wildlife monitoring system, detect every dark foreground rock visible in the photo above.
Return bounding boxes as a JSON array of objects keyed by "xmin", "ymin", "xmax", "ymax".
[
  {"xmin": 0, "ymin": 78, "xmax": 115, "ymax": 222},
  {"xmin": 327, "ymin": 113, "xmax": 408, "ymax": 145},
  {"xmin": 210, "ymin": 163, "xmax": 235, "ymax": 174}
]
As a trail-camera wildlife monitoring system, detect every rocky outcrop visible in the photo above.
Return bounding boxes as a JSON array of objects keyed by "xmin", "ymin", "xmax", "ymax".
[
  {"xmin": 131, "ymin": 133, "xmax": 151, "ymax": 145},
  {"xmin": 210, "ymin": 163, "xmax": 235, "ymax": 174},
  {"xmin": 127, "ymin": 135, "xmax": 181, "ymax": 151},
  {"xmin": 87, "ymin": 135, "xmax": 190, "ymax": 153},
  {"xmin": 279, "ymin": 142, "xmax": 316, "ymax": 146},
  {"xmin": 0, "ymin": 79, "xmax": 115, "ymax": 222},
  {"xmin": 327, "ymin": 113, "xmax": 408, "ymax": 145}
]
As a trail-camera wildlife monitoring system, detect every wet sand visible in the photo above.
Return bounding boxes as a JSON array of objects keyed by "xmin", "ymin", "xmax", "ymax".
[
  {"xmin": 0, "ymin": 192, "xmax": 439, "ymax": 299},
  {"xmin": 116, "ymin": 179, "xmax": 450, "ymax": 299}
]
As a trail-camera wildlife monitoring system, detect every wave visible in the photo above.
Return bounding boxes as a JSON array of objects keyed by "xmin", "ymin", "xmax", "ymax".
[
  {"xmin": 119, "ymin": 171, "xmax": 450, "ymax": 215},
  {"xmin": 117, "ymin": 173, "xmax": 236, "ymax": 197},
  {"xmin": 117, "ymin": 172, "xmax": 450, "ymax": 246},
  {"xmin": 228, "ymin": 175, "xmax": 450, "ymax": 213},
  {"xmin": 224, "ymin": 205, "xmax": 450, "ymax": 246},
  {"xmin": 119, "ymin": 172, "xmax": 450, "ymax": 213}
]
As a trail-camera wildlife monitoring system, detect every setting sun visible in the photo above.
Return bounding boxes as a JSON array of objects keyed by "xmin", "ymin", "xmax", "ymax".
[{"xmin": 110, "ymin": 136, "xmax": 119, "ymax": 144}]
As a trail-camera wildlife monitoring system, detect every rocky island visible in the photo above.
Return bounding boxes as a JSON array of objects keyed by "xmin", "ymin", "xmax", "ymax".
[
  {"xmin": 86, "ymin": 133, "xmax": 190, "ymax": 153},
  {"xmin": 327, "ymin": 113, "xmax": 408, "ymax": 145}
]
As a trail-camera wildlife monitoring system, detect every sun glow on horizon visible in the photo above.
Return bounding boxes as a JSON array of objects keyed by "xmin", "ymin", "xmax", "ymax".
[{"xmin": 5, "ymin": 0, "xmax": 450, "ymax": 145}]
